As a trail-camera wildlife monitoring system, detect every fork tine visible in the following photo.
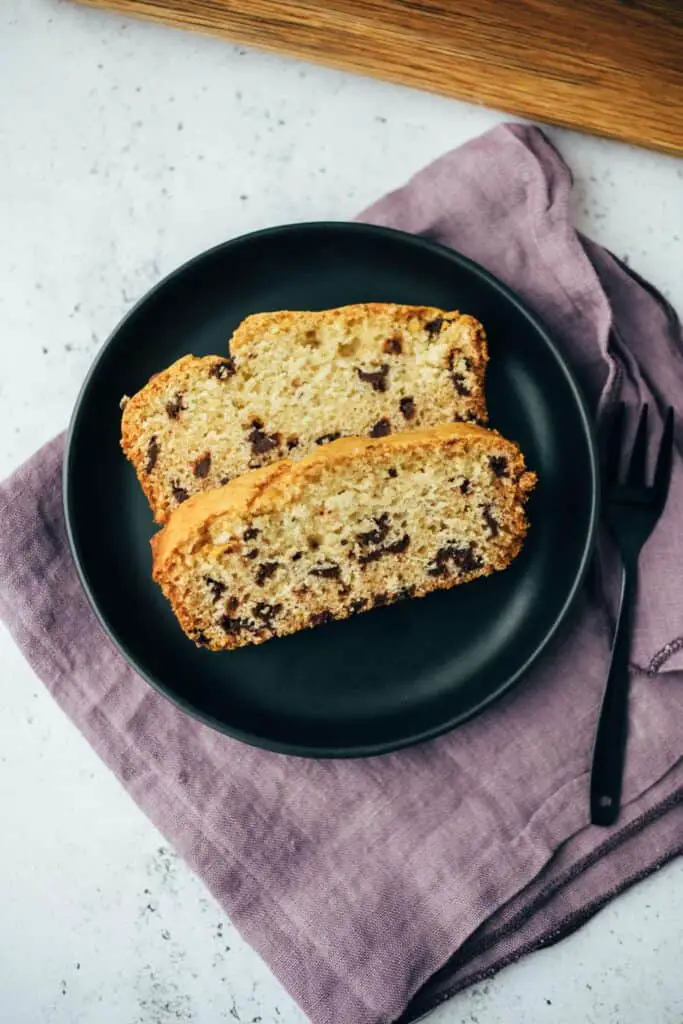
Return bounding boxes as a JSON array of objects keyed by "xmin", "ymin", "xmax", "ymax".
[
  {"xmin": 653, "ymin": 407, "xmax": 675, "ymax": 505},
  {"xmin": 627, "ymin": 404, "xmax": 649, "ymax": 485},
  {"xmin": 603, "ymin": 402, "xmax": 626, "ymax": 484}
]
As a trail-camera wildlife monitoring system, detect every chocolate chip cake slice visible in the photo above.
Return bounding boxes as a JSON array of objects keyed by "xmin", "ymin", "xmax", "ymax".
[
  {"xmin": 121, "ymin": 303, "xmax": 488, "ymax": 523},
  {"xmin": 152, "ymin": 423, "xmax": 537, "ymax": 651}
]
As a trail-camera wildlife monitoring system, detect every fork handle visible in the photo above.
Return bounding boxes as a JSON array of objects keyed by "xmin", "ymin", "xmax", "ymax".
[{"xmin": 590, "ymin": 563, "xmax": 636, "ymax": 826}]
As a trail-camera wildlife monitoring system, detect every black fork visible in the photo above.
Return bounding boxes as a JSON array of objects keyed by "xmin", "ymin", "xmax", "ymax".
[{"xmin": 590, "ymin": 403, "xmax": 675, "ymax": 826}]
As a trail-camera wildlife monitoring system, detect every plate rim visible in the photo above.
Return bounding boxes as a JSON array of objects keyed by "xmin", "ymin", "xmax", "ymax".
[{"xmin": 63, "ymin": 220, "xmax": 600, "ymax": 758}]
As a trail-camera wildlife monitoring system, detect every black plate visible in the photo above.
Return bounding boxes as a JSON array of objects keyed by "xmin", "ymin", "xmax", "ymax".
[{"xmin": 65, "ymin": 223, "xmax": 598, "ymax": 757}]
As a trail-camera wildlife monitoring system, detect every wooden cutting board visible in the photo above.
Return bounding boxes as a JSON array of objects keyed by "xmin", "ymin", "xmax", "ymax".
[{"xmin": 75, "ymin": 0, "xmax": 683, "ymax": 157}]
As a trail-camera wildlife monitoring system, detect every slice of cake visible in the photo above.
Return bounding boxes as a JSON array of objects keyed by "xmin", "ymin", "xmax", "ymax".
[
  {"xmin": 121, "ymin": 303, "xmax": 488, "ymax": 523},
  {"xmin": 152, "ymin": 423, "xmax": 537, "ymax": 651}
]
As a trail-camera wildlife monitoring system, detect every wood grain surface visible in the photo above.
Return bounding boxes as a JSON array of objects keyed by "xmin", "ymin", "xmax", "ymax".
[{"xmin": 74, "ymin": 0, "xmax": 683, "ymax": 157}]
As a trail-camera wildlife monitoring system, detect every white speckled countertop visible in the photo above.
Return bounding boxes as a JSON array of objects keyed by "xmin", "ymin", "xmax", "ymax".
[{"xmin": 2, "ymin": 3, "xmax": 683, "ymax": 1022}]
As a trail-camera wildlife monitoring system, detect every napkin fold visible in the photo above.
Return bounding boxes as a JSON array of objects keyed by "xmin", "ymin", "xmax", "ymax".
[{"xmin": 1, "ymin": 124, "xmax": 682, "ymax": 1024}]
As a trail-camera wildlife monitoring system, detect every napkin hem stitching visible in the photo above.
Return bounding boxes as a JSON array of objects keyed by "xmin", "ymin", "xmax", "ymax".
[{"xmin": 648, "ymin": 636, "xmax": 683, "ymax": 675}]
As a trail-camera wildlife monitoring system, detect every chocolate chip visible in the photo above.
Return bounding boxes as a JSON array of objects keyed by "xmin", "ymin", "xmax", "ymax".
[
  {"xmin": 209, "ymin": 357, "xmax": 236, "ymax": 379},
  {"xmin": 291, "ymin": 551, "xmax": 303, "ymax": 561},
  {"xmin": 396, "ymin": 585, "xmax": 416, "ymax": 601},
  {"xmin": 253, "ymin": 602, "xmax": 282, "ymax": 623},
  {"xmin": 316, "ymin": 432, "xmax": 341, "ymax": 445},
  {"xmin": 219, "ymin": 476, "xmax": 230, "ymax": 485},
  {"xmin": 388, "ymin": 467, "xmax": 398, "ymax": 478},
  {"xmin": 245, "ymin": 549, "xmax": 258, "ymax": 560},
  {"xmin": 243, "ymin": 527, "xmax": 259, "ymax": 541},
  {"xmin": 463, "ymin": 357, "xmax": 473, "ymax": 371},
  {"xmin": 287, "ymin": 437, "xmax": 300, "ymax": 450},
  {"xmin": 310, "ymin": 610, "xmax": 334, "ymax": 627},
  {"xmin": 255, "ymin": 561, "xmax": 278, "ymax": 586},
  {"xmin": 350, "ymin": 598, "xmax": 367, "ymax": 615},
  {"xmin": 483, "ymin": 505, "xmax": 500, "ymax": 538},
  {"xmin": 309, "ymin": 564, "xmax": 341, "ymax": 579},
  {"xmin": 460, "ymin": 478, "xmax": 471, "ymax": 495},
  {"xmin": 356, "ymin": 365, "xmax": 389, "ymax": 392},
  {"xmin": 425, "ymin": 317, "xmax": 444, "ymax": 337},
  {"xmin": 166, "ymin": 392, "xmax": 185, "ymax": 419},
  {"xmin": 204, "ymin": 576, "xmax": 226, "ymax": 602},
  {"xmin": 428, "ymin": 542, "xmax": 482, "ymax": 577},
  {"xmin": 459, "ymin": 545, "xmax": 482, "ymax": 572},
  {"xmin": 399, "ymin": 396, "xmax": 415, "ymax": 421},
  {"xmin": 194, "ymin": 632, "xmax": 210, "ymax": 647},
  {"xmin": 226, "ymin": 596, "xmax": 240, "ymax": 614},
  {"xmin": 370, "ymin": 418, "xmax": 391, "ymax": 438},
  {"xmin": 358, "ymin": 533, "xmax": 410, "ymax": 565},
  {"xmin": 248, "ymin": 425, "xmax": 280, "ymax": 455},
  {"xmin": 388, "ymin": 534, "xmax": 410, "ymax": 554},
  {"xmin": 427, "ymin": 563, "xmax": 445, "ymax": 578},
  {"xmin": 383, "ymin": 336, "xmax": 402, "ymax": 355},
  {"xmin": 373, "ymin": 592, "xmax": 389, "ymax": 607},
  {"xmin": 172, "ymin": 483, "xmax": 189, "ymax": 504},
  {"xmin": 220, "ymin": 615, "xmax": 250, "ymax": 634},
  {"xmin": 451, "ymin": 373, "xmax": 470, "ymax": 397},
  {"xmin": 357, "ymin": 513, "xmax": 390, "ymax": 547},
  {"xmin": 489, "ymin": 456, "xmax": 509, "ymax": 478},
  {"xmin": 193, "ymin": 452, "xmax": 211, "ymax": 478},
  {"xmin": 145, "ymin": 437, "xmax": 159, "ymax": 474},
  {"xmin": 251, "ymin": 418, "xmax": 264, "ymax": 428}
]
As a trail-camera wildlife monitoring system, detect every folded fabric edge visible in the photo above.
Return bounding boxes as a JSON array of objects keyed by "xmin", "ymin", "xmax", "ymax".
[{"xmin": 401, "ymin": 783, "xmax": 683, "ymax": 1023}]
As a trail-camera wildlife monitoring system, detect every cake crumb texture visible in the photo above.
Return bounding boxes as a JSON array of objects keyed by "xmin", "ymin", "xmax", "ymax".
[
  {"xmin": 152, "ymin": 422, "xmax": 536, "ymax": 651},
  {"xmin": 121, "ymin": 303, "xmax": 488, "ymax": 522}
]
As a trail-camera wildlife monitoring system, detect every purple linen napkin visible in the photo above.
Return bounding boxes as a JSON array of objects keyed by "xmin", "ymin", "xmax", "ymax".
[{"xmin": 1, "ymin": 124, "xmax": 682, "ymax": 1024}]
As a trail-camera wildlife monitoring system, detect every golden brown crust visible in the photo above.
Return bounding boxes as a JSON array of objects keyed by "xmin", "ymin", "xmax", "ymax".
[{"xmin": 232, "ymin": 303, "xmax": 479, "ymax": 347}]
